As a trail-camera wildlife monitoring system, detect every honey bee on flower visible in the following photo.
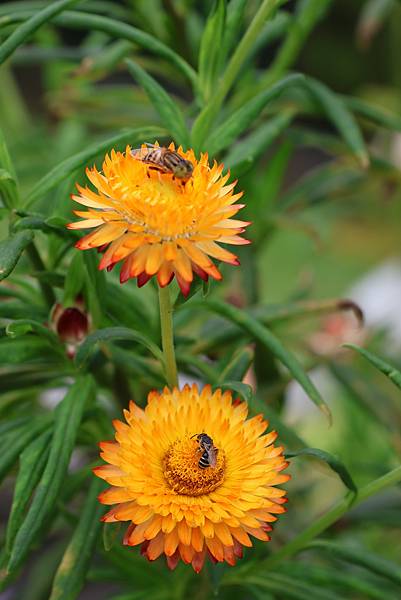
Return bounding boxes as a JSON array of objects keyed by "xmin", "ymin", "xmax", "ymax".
[
  {"xmin": 93, "ymin": 385, "xmax": 289, "ymax": 572},
  {"xmin": 68, "ymin": 142, "xmax": 250, "ymax": 296},
  {"xmin": 131, "ymin": 143, "xmax": 194, "ymax": 180}
]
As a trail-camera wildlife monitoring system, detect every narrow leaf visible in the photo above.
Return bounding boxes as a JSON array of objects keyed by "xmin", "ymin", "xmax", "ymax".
[
  {"xmin": 125, "ymin": 59, "xmax": 189, "ymax": 147},
  {"xmin": 7, "ymin": 376, "xmax": 94, "ymax": 574},
  {"xmin": 217, "ymin": 381, "xmax": 253, "ymax": 404},
  {"xmin": 221, "ymin": 0, "xmax": 248, "ymax": 62},
  {"xmin": 63, "ymin": 252, "xmax": 85, "ymax": 306},
  {"xmin": 198, "ymin": 0, "xmax": 226, "ymax": 102},
  {"xmin": 303, "ymin": 77, "xmax": 369, "ymax": 168},
  {"xmin": 225, "ymin": 109, "xmax": 296, "ymax": 169},
  {"xmin": 218, "ymin": 346, "xmax": 254, "ymax": 382},
  {"xmin": 75, "ymin": 326, "xmax": 164, "ymax": 368},
  {"xmin": 343, "ymin": 95, "xmax": 401, "ymax": 132},
  {"xmin": 0, "ymin": 168, "xmax": 18, "ymax": 209},
  {"xmin": 6, "ymin": 319, "xmax": 63, "ymax": 352},
  {"xmin": 308, "ymin": 540, "xmax": 401, "ymax": 586},
  {"xmin": 344, "ymin": 343, "xmax": 401, "ymax": 390},
  {"xmin": 24, "ymin": 126, "xmax": 167, "ymax": 208},
  {"xmin": 286, "ymin": 448, "xmax": 357, "ymax": 493},
  {"xmin": 0, "ymin": 0, "xmax": 81, "ymax": 65},
  {"xmin": 0, "ymin": 416, "xmax": 51, "ymax": 485},
  {"xmin": 6, "ymin": 431, "xmax": 52, "ymax": 551},
  {"xmin": 0, "ymin": 231, "xmax": 34, "ymax": 281},
  {"xmin": 49, "ymin": 477, "xmax": 105, "ymax": 600},
  {"xmin": 207, "ymin": 73, "xmax": 304, "ymax": 155},
  {"xmin": 194, "ymin": 299, "xmax": 331, "ymax": 420}
]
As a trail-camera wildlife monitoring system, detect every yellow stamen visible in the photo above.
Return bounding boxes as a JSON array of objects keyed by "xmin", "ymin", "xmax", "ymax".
[{"xmin": 163, "ymin": 437, "xmax": 225, "ymax": 496}]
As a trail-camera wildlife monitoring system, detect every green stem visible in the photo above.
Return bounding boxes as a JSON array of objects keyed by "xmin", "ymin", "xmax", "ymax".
[
  {"xmin": 260, "ymin": 464, "xmax": 401, "ymax": 570},
  {"xmin": 27, "ymin": 242, "xmax": 56, "ymax": 309},
  {"xmin": 158, "ymin": 285, "xmax": 178, "ymax": 388},
  {"xmin": 191, "ymin": 0, "xmax": 283, "ymax": 148}
]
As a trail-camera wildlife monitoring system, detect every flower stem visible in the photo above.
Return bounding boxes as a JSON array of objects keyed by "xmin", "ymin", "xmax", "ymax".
[
  {"xmin": 158, "ymin": 285, "xmax": 178, "ymax": 389},
  {"xmin": 260, "ymin": 464, "xmax": 401, "ymax": 570}
]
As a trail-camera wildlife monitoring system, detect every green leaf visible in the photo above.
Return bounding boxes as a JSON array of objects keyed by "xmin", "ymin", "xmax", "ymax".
[
  {"xmin": 207, "ymin": 73, "xmax": 304, "ymax": 155},
  {"xmin": 218, "ymin": 346, "xmax": 254, "ymax": 382},
  {"xmin": 198, "ymin": 0, "xmax": 226, "ymax": 102},
  {"xmin": 217, "ymin": 381, "xmax": 253, "ymax": 403},
  {"xmin": 0, "ymin": 337, "xmax": 56, "ymax": 364},
  {"xmin": 0, "ymin": 126, "xmax": 17, "ymax": 180},
  {"xmin": 7, "ymin": 375, "xmax": 95, "ymax": 574},
  {"xmin": 6, "ymin": 431, "xmax": 52, "ymax": 552},
  {"xmin": 0, "ymin": 0, "xmax": 81, "ymax": 65},
  {"xmin": 102, "ymin": 522, "xmax": 122, "ymax": 552},
  {"xmin": 83, "ymin": 250, "xmax": 106, "ymax": 327},
  {"xmin": 279, "ymin": 162, "xmax": 364, "ymax": 211},
  {"xmin": 225, "ymin": 109, "xmax": 296, "ymax": 170},
  {"xmin": 0, "ymin": 231, "xmax": 34, "ymax": 281},
  {"xmin": 343, "ymin": 95, "xmax": 401, "ymax": 132},
  {"xmin": 307, "ymin": 540, "xmax": 401, "ymax": 587},
  {"xmin": 0, "ymin": 168, "xmax": 18, "ymax": 209},
  {"xmin": 0, "ymin": 9, "xmax": 197, "ymax": 88},
  {"xmin": 194, "ymin": 299, "xmax": 331, "ymax": 421},
  {"xmin": 191, "ymin": 0, "xmax": 282, "ymax": 150},
  {"xmin": 125, "ymin": 59, "xmax": 189, "ymax": 147},
  {"xmin": 63, "ymin": 252, "xmax": 85, "ymax": 306},
  {"xmin": 286, "ymin": 447, "xmax": 357, "ymax": 493},
  {"xmin": 24, "ymin": 126, "xmax": 167, "ymax": 208},
  {"xmin": 12, "ymin": 214, "xmax": 72, "ymax": 238},
  {"xmin": 75, "ymin": 327, "xmax": 164, "ymax": 369},
  {"xmin": 303, "ymin": 77, "xmax": 369, "ymax": 168},
  {"xmin": 6, "ymin": 319, "xmax": 62, "ymax": 350},
  {"xmin": 221, "ymin": 0, "xmax": 248, "ymax": 63},
  {"xmin": 0, "ymin": 416, "xmax": 52, "ymax": 485},
  {"xmin": 344, "ymin": 343, "xmax": 401, "ymax": 390},
  {"xmin": 49, "ymin": 477, "xmax": 105, "ymax": 600}
]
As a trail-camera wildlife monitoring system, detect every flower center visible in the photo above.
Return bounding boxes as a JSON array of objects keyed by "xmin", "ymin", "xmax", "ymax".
[{"xmin": 163, "ymin": 437, "xmax": 225, "ymax": 496}]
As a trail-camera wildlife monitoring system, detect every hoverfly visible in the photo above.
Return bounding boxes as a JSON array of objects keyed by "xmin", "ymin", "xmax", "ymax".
[
  {"xmin": 131, "ymin": 143, "xmax": 193, "ymax": 180},
  {"xmin": 191, "ymin": 433, "xmax": 218, "ymax": 469}
]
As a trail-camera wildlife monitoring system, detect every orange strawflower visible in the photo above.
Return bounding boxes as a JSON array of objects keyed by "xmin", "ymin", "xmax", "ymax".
[
  {"xmin": 93, "ymin": 385, "xmax": 289, "ymax": 572},
  {"xmin": 68, "ymin": 143, "xmax": 249, "ymax": 295}
]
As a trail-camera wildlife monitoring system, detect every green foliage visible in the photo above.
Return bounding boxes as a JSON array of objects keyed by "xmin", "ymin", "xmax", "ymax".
[{"xmin": 1, "ymin": 0, "xmax": 401, "ymax": 598}]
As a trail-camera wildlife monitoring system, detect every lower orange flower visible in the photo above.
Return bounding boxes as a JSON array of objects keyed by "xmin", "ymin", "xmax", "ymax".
[{"xmin": 94, "ymin": 385, "xmax": 289, "ymax": 572}]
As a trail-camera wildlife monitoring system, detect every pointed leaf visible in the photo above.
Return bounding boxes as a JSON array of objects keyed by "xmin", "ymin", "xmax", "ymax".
[
  {"xmin": 225, "ymin": 109, "xmax": 296, "ymax": 169},
  {"xmin": 194, "ymin": 299, "xmax": 331, "ymax": 421},
  {"xmin": 0, "ymin": 0, "xmax": 81, "ymax": 65},
  {"xmin": 7, "ymin": 376, "xmax": 95, "ymax": 574},
  {"xmin": 24, "ymin": 126, "xmax": 167, "ymax": 208},
  {"xmin": 0, "ymin": 231, "xmax": 33, "ymax": 281},
  {"xmin": 75, "ymin": 326, "xmax": 164, "ymax": 368},
  {"xmin": 303, "ymin": 77, "xmax": 369, "ymax": 168},
  {"xmin": 198, "ymin": 0, "xmax": 226, "ymax": 102},
  {"xmin": 207, "ymin": 73, "xmax": 304, "ymax": 155},
  {"xmin": 286, "ymin": 447, "xmax": 357, "ymax": 493},
  {"xmin": 125, "ymin": 59, "xmax": 189, "ymax": 147},
  {"xmin": 308, "ymin": 540, "xmax": 401, "ymax": 587},
  {"xmin": 217, "ymin": 381, "xmax": 253, "ymax": 404},
  {"xmin": 0, "ymin": 416, "xmax": 52, "ymax": 485},
  {"xmin": 344, "ymin": 343, "xmax": 401, "ymax": 390},
  {"xmin": 49, "ymin": 478, "xmax": 105, "ymax": 600},
  {"xmin": 218, "ymin": 346, "xmax": 254, "ymax": 382},
  {"xmin": 6, "ymin": 431, "xmax": 52, "ymax": 551}
]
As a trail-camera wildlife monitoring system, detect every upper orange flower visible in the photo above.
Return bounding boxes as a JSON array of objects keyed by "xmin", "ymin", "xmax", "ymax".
[
  {"xmin": 68, "ymin": 143, "xmax": 249, "ymax": 295},
  {"xmin": 94, "ymin": 385, "xmax": 289, "ymax": 573}
]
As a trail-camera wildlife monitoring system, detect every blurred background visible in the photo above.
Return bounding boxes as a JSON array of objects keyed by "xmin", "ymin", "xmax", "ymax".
[{"xmin": 1, "ymin": 0, "xmax": 401, "ymax": 599}]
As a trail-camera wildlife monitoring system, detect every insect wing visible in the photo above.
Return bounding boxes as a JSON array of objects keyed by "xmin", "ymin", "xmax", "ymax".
[{"xmin": 206, "ymin": 446, "xmax": 218, "ymax": 467}]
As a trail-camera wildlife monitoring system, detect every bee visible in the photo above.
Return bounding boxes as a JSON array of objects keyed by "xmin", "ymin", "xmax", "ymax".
[
  {"xmin": 131, "ymin": 143, "xmax": 193, "ymax": 180},
  {"xmin": 191, "ymin": 433, "xmax": 218, "ymax": 469}
]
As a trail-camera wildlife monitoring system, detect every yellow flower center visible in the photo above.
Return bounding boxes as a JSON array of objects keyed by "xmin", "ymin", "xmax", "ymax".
[
  {"xmin": 111, "ymin": 168, "xmax": 201, "ymax": 241},
  {"xmin": 163, "ymin": 437, "xmax": 225, "ymax": 496}
]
